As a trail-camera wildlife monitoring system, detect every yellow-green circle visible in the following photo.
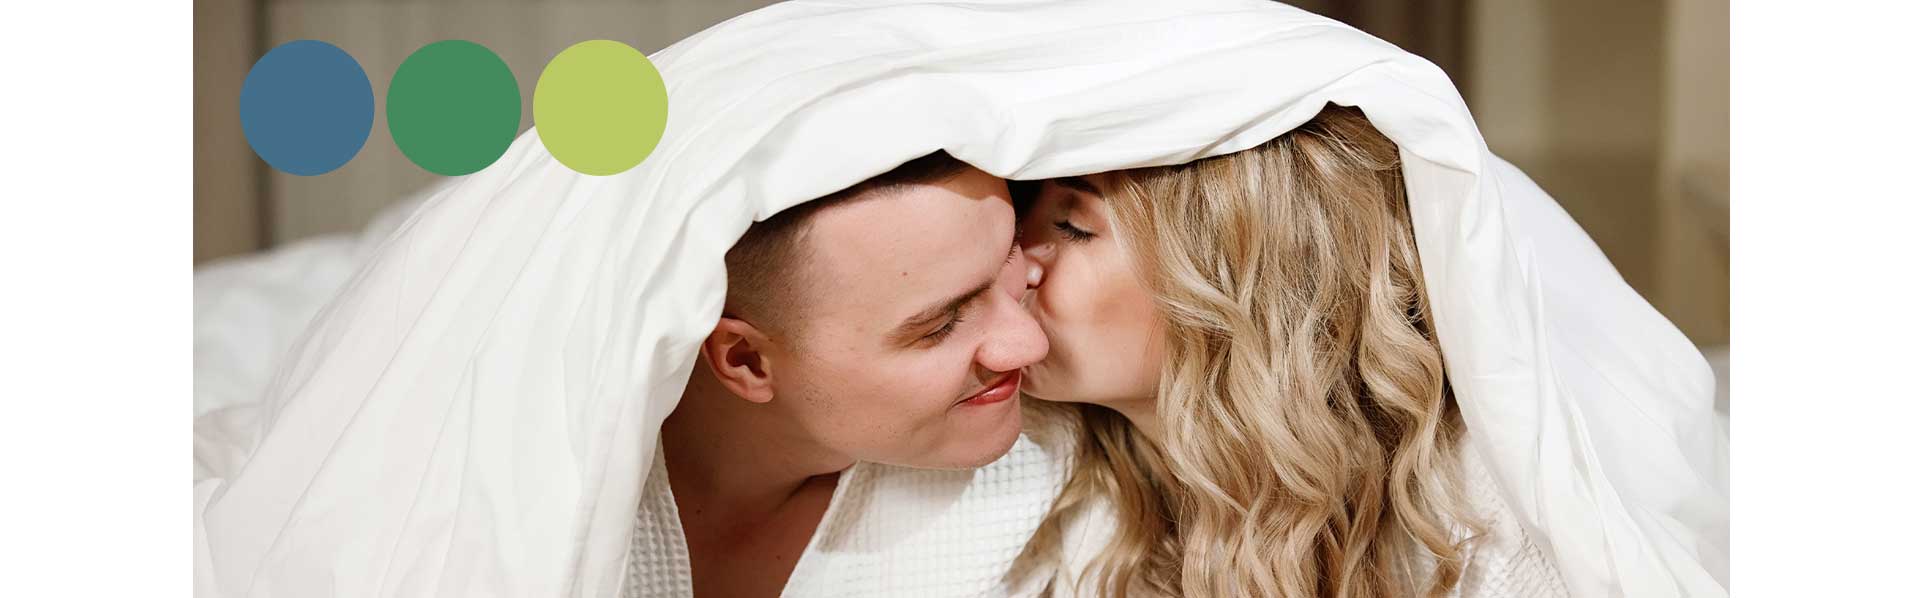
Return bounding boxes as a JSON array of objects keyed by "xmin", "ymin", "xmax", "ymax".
[{"xmin": 533, "ymin": 40, "xmax": 668, "ymax": 176}]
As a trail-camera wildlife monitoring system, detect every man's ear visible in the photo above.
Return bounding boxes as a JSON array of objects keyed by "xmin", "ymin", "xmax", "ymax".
[{"xmin": 700, "ymin": 316, "xmax": 778, "ymax": 404}]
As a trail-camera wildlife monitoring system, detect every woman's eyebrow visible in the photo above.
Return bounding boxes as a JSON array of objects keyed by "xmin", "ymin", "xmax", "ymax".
[{"xmin": 1054, "ymin": 176, "xmax": 1099, "ymax": 196}]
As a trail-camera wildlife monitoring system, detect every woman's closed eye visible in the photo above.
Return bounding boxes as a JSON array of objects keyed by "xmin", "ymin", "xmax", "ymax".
[{"xmin": 1053, "ymin": 220, "xmax": 1094, "ymax": 243}]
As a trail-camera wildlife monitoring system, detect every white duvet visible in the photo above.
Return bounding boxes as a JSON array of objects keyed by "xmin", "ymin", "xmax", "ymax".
[{"xmin": 193, "ymin": 1, "xmax": 1729, "ymax": 596}]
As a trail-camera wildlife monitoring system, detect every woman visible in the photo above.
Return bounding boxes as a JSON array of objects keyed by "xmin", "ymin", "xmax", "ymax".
[{"xmin": 1015, "ymin": 106, "xmax": 1566, "ymax": 597}]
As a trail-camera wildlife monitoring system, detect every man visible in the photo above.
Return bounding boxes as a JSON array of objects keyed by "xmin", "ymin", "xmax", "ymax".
[{"xmin": 644, "ymin": 151, "xmax": 1054, "ymax": 596}]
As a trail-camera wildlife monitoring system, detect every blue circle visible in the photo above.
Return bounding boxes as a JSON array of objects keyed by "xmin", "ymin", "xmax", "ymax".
[{"xmin": 240, "ymin": 40, "xmax": 374, "ymax": 176}]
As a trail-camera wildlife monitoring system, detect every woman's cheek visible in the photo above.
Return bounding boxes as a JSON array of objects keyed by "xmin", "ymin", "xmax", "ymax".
[{"xmin": 1059, "ymin": 261, "xmax": 1113, "ymax": 372}]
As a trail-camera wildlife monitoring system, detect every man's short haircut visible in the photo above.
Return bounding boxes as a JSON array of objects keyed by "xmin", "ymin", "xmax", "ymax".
[{"xmin": 723, "ymin": 150, "xmax": 973, "ymax": 337}]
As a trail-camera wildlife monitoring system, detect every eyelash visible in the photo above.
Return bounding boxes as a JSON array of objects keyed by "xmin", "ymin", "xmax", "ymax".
[
  {"xmin": 924, "ymin": 311, "xmax": 967, "ymax": 343},
  {"xmin": 1053, "ymin": 221, "xmax": 1093, "ymax": 243},
  {"xmin": 925, "ymin": 239, "xmax": 1018, "ymax": 345}
]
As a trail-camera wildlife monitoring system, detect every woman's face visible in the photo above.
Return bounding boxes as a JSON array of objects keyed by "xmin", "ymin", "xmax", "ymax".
[{"xmin": 1017, "ymin": 174, "xmax": 1165, "ymax": 408}]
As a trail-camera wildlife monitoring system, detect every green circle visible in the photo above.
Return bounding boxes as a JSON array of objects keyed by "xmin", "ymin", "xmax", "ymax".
[
  {"xmin": 533, "ymin": 40, "xmax": 668, "ymax": 176},
  {"xmin": 387, "ymin": 40, "xmax": 521, "ymax": 176}
]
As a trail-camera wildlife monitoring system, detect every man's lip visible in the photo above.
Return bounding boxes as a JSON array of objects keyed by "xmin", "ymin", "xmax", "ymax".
[{"xmin": 958, "ymin": 371, "xmax": 1021, "ymax": 406}]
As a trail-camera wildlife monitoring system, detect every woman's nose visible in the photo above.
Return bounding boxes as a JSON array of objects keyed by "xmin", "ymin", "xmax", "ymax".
[
  {"xmin": 1018, "ymin": 234, "xmax": 1052, "ymax": 289},
  {"xmin": 1013, "ymin": 229, "xmax": 1059, "ymax": 288}
]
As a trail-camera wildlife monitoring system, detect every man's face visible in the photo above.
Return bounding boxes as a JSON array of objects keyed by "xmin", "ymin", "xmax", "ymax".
[{"xmin": 767, "ymin": 167, "xmax": 1048, "ymax": 470}]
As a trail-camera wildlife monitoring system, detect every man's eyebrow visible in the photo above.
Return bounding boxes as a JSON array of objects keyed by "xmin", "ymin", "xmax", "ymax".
[
  {"xmin": 1054, "ymin": 175, "xmax": 1099, "ymax": 196},
  {"xmin": 888, "ymin": 275, "xmax": 997, "ymax": 344}
]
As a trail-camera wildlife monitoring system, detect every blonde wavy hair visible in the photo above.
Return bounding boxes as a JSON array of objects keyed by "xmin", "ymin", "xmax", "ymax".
[{"xmin": 1031, "ymin": 105, "xmax": 1476, "ymax": 597}]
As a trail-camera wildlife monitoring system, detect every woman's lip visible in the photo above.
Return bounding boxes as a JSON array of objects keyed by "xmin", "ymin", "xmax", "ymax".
[{"xmin": 958, "ymin": 371, "xmax": 1021, "ymax": 407}]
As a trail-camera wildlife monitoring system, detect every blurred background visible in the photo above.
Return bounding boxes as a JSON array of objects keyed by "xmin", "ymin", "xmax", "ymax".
[{"xmin": 194, "ymin": 0, "xmax": 1728, "ymax": 401}]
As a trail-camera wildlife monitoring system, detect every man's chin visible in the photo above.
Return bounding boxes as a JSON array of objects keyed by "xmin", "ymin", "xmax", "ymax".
[
  {"xmin": 915, "ymin": 402, "xmax": 1026, "ymax": 470},
  {"xmin": 963, "ymin": 412, "xmax": 1027, "ymax": 467}
]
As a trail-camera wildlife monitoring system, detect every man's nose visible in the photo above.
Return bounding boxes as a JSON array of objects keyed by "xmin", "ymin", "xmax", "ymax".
[{"xmin": 976, "ymin": 288, "xmax": 1049, "ymax": 373}]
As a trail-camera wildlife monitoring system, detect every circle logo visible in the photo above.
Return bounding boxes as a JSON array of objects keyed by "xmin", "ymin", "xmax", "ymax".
[
  {"xmin": 240, "ymin": 40, "xmax": 374, "ymax": 176},
  {"xmin": 387, "ymin": 40, "xmax": 522, "ymax": 176},
  {"xmin": 533, "ymin": 40, "xmax": 669, "ymax": 176}
]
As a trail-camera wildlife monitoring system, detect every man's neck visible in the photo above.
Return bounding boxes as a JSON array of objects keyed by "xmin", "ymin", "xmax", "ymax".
[
  {"xmin": 662, "ymin": 367, "xmax": 849, "ymax": 597},
  {"xmin": 660, "ymin": 367, "xmax": 853, "ymax": 524}
]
